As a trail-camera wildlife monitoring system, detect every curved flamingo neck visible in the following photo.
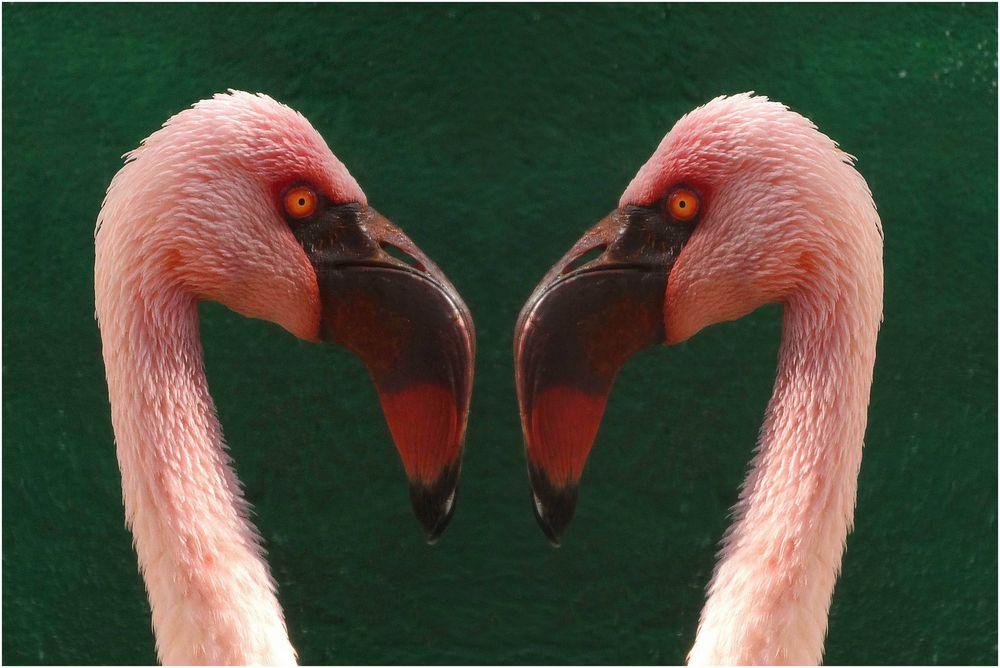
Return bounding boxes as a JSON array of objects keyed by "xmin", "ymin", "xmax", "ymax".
[
  {"xmin": 689, "ymin": 263, "xmax": 881, "ymax": 665},
  {"xmin": 97, "ymin": 275, "xmax": 296, "ymax": 664}
]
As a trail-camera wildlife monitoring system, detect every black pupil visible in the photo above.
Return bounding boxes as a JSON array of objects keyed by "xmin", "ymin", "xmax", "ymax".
[
  {"xmin": 678, "ymin": 200, "xmax": 686, "ymax": 208},
  {"xmin": 298, "ymin": 198, "xmax": 306, "ymax": 206}
]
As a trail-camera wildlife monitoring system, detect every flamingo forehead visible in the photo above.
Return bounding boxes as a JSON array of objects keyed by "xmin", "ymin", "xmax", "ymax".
[
  {"xmin": 619, "ymin": 93, "xmax": 831, "ymax": 207},
  {"xmin": 144, "ymin": 90, "xmax": 367, "ymax": 205}
]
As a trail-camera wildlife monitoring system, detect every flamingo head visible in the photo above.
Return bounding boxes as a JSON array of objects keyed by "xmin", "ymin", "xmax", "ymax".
[
  {"xmin": 98, "ymin": 91, "xmax": 474, "ymax": 541},
  {"xmin": 514, "ymin": 93, "xmax": 879, "ymax": 543}
]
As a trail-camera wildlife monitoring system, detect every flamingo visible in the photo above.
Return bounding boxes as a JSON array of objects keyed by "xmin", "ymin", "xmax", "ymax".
[
  {"xmin": 514, "ymin": 93, "xmax": 883, "ymax": 664},
  {"xmin": 95, "ymin": 91, "xmax": 475, "ymax": 664}
]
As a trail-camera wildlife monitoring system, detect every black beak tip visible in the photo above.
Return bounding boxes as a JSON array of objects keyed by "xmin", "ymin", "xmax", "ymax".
[
  {"xmin": 408, "ymin": 464, "xmax": 461, "ymax": 544},
  {"xmin": 527, "ymin": 463, "xmax": 579, "ymax": 547}
]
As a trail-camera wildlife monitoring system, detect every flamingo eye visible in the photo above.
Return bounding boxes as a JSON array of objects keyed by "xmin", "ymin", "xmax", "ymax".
[
  {"xmin": 667, "ymin": 187, "xmax": 700, "ymax": 222},
  {"xmin": 283, "ymin": 186, "xmax": 317, "ymax": 219}
]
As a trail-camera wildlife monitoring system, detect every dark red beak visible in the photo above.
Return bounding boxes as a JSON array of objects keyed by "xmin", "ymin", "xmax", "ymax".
[
  {"xmin": 514, "ymin": 205, "xmax": 692, "ymax": 544},
  {"xmin": 295, "ymin": 204, "xmax": 474, "ymax": 543}
]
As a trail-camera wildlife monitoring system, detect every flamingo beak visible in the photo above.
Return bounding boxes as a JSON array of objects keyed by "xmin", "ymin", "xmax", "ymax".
[
  {"xmin": 297, "ymin": 204, "xmax": 475, "ymax": 542},
  {"xmin": 514, "ymin": 205, "xmax": 693, "ymax": 544}
]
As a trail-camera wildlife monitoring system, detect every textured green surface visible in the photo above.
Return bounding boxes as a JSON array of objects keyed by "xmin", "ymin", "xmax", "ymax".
[{"xmin": 3, "ymin": 3, "xmax": 997, "ymax": 665}]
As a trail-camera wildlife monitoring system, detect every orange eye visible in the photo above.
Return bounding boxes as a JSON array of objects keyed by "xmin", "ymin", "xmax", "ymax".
[
  {"xmin": 283, "ymin": 186, "xmax": 317, "ymax": 219},
  {"xmin": 667, "ymin": 188, "xmax": 700, "ymax": 222}
]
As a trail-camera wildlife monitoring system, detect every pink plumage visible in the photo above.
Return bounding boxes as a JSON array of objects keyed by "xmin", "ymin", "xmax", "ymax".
[
  {"xmin": 95, "ymin": 92, "xmax": 335, "ymax": 664},
  {"xmin": 666, "ymin": 96, "xmax": 882, "ymax": 665},
  {"xmin": 516, "ymin": 93, "xmax": 883, "ymax": 664},
  {"xmin": 95, "ymin": 91, "xmax": 475, "ymax": 664}
]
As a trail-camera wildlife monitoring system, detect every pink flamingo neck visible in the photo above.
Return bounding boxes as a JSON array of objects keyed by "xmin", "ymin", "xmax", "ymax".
[
  {"xmin": 689, "ymin": 261, "xmax": 882, "ymax": 664},
  {"xmin": 98, "ymin": 274, "xmax": 297, "ymax": 664}
]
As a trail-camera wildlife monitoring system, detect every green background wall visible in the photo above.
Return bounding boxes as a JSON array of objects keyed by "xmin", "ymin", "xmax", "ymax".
[{"xmin": 3, "ymin": 3, "xmax": 996, "ymax": 664}]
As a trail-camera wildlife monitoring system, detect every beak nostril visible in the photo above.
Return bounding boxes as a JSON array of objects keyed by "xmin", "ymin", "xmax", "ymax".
[
  {"xmin": 380, "ymin": 242, "xmax": 426, "ymax": 272},
  {"xmin": 561, "ymin": 244, "xmax": 608, "ymax": 275}
]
